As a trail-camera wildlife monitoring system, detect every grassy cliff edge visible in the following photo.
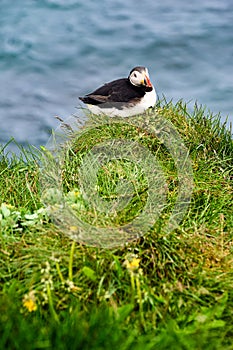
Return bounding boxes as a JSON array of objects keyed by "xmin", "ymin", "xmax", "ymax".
[{"xmin": 0, "ymin": 101, "xmax": 232, "ymax": 350}]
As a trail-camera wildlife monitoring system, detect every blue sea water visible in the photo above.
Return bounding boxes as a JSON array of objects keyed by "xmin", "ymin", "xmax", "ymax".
[{"xmin": 0, "ymin": 0, "xmax": 232, "ymax": 152}]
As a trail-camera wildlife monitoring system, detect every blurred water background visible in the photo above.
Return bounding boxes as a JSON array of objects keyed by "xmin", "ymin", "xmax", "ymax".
[{"xmin": 0, "ymin": 0, "xmax": 232, "ymax": 153}]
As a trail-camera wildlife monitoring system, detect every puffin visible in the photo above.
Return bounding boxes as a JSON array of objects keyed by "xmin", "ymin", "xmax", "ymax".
[{"xmin": 79, "ymin": 66, "xmax": 157, "ymax": 117}]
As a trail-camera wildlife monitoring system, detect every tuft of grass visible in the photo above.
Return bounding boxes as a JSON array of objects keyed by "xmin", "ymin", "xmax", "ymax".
[{"xmin": 0, "ymin": 101, "xmax": 232, "ymax": 349}]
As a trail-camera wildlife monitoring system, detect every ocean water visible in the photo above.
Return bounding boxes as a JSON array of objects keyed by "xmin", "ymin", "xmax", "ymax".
[{"xmin": 0, "ymin": 0, "xmax": 232, "ymax": 152}]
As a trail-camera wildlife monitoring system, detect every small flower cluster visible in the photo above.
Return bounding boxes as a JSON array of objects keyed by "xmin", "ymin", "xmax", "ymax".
[
  {"xmin": 40, "ymin": 261, "xmax": 54, "ymax": 305},
  {"xmin": 124, "ymin": 254, "xmax": 141, "ymax": 273},
  {"xmin": 124, "ymin": 253, "xmax": 145, "ymax": 327},
  {"xmin": 23, "ymin": 290, "xmax": 37, "ymax": 312}
]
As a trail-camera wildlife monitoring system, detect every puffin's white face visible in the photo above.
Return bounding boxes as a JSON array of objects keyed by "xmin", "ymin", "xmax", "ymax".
[{"xmin": 129, "ymin": 67, "xmax": 152, "ymax": 88}]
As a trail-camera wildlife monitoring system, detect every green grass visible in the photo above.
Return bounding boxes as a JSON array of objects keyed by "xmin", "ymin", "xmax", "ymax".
[{"xmin": 0, "ymin": 100, "xmax": 233, "ymax": 349}]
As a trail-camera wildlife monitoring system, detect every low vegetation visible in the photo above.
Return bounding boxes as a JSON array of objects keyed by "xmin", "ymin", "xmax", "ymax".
[{"xmin": 0, "ymin": 101, "xmax": 232, "ymax": 349}]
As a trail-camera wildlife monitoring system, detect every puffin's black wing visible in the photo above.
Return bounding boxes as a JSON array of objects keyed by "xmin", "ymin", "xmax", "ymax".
[{"xmin": 79, "ymin": 78, "xmax": 145, "ymax": 106}]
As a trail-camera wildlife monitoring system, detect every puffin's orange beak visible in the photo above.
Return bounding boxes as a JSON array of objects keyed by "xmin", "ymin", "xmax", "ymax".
[{"xmin": 144, "ymin": 75, "xmax": 152, "ymax": 87}]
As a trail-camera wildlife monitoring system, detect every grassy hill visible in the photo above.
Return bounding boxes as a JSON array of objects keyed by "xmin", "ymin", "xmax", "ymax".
[{"xmin": 0, "ymin": 101, "xmax": 232, "ymax": 349}]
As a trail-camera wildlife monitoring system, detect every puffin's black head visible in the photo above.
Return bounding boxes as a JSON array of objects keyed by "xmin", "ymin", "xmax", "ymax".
[{"xmin": 128, "ymin": 66, "xmax": 153, "ymax": 91}]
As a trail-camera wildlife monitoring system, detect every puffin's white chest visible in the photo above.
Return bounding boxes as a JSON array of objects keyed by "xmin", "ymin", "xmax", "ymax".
[{"xmin": 87, "ymin": 88, "xmax": 157, "ymax": 117}]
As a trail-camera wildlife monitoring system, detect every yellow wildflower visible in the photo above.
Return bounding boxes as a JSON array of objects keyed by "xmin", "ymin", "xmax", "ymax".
[
  {"xmin": 23, "ymin": 299, "xmax": 37, "ymax": 312},
  {"xmin": 23, "ymin": 291, "xmax": 37, "ymax": 312},
  {"xmin": 125, "ymin": 257, "xmax": 141, "ymax": 271}
]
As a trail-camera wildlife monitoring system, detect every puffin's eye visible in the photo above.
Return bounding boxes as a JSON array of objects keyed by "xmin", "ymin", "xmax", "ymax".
[{"xmin": 133, "ymin": 73, "xmax": 137, "ymax": 78}]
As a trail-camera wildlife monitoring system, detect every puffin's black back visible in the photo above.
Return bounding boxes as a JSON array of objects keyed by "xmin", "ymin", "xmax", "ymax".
[{"xmin": 79, "ymin": 78, "xmax": 147, "ymax": 105}]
